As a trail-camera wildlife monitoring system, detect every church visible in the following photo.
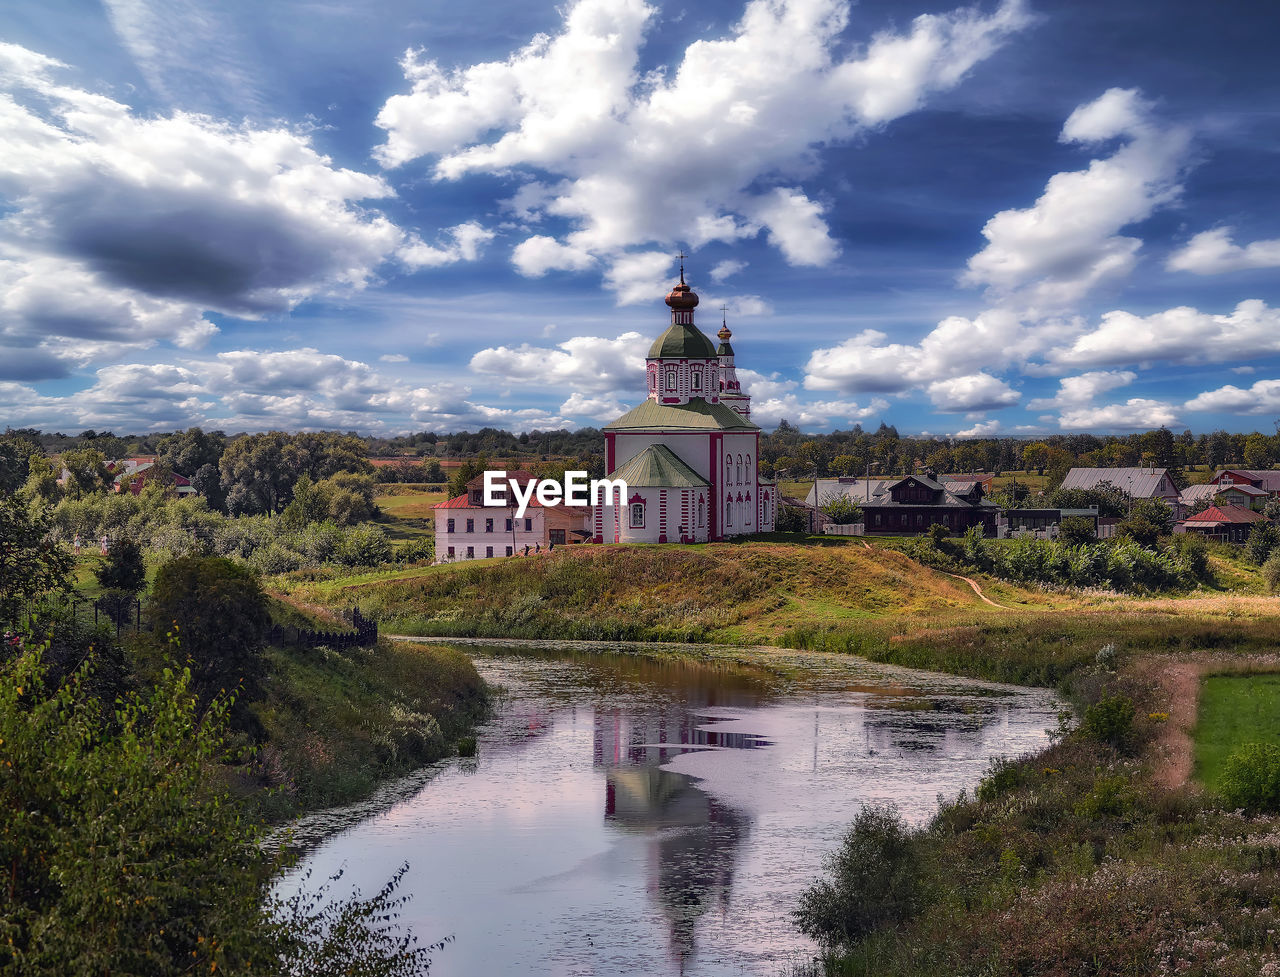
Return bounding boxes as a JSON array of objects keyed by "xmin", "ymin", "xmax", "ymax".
[{"xmin": 594, "ymin": 266, "xmax": 775, "ymax": 543}]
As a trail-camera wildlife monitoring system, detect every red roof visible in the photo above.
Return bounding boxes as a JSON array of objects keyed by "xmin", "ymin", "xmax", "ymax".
[
  {"xmin": 1184, "ymin": 504, "xmax": 1268, "ymax": 525},
  {"xmin": 434, "ymin": 491, "xmax": 564, "ymax": 511}
]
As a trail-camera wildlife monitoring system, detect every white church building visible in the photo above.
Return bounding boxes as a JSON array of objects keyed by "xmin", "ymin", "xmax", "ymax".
[{"xmin": 594, "ymin": 267, "xmax": 775, "ymax": 543}]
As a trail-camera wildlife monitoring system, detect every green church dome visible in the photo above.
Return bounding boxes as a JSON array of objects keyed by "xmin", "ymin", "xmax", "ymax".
[{"xmin": 647, "ymin": 322, "xmax": 717, "ymax": 359}]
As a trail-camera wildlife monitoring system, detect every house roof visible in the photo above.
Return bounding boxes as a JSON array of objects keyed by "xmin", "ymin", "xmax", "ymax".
[
  {"xmin": 647, "ymin": 322, "xmax": 718, "ymax": 359},
  {"xmin": 465, "ymin": 469, "xmax": 535, "ymax": 490},
  {"xmin": 1059, "ymin": 467, "xmax": 1172, "ymax": 498},
  {"xmin": 1180, "ymin": 483, "xmax": 1223, "ymax": 503},
  {"xmin": 1211, "ymin": 470, "xmax": 1280, "ymax": 492},
  {"xmin": 1183, "ymin": 504, "xmax": 1268, "ymax": 525},
  {"xmin": 604, "ymin": 397, "xmax": 759, "ymax": 432},
  {"xmin": 806, "ymin": 478, "xmax": 892, "ymax": 506},
  {"xmin": 1222, "ymin": 483, "xmax": 1268, "ymax": 496},
  {"xmin": 610, "ymin": 444, "xmax": 709, "ymax": 488}
]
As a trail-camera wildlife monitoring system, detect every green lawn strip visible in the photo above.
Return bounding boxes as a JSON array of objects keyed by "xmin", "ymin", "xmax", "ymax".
[{"xmin": 1195, "ymin": 673, "xmax": 1280, "ymax": 792}]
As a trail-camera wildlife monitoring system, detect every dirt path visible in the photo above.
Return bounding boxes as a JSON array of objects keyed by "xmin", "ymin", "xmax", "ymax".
[{"xmin": 945, "ymin": 572, "xmax": 1012, "ymax": 609}]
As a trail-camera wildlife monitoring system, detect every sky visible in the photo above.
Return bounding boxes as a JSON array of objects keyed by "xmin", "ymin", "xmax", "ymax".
[{"xmin": 1, "ymin": 0, "xmax": 1279, "ymax": 438}]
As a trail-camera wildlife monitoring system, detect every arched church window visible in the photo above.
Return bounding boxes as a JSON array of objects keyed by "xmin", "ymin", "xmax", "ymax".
[
  {"xmin": 725, "ymin": 497, "xmax": 733, "ymax": 526},
  {"xmin": 697, "ymin": 496, "xmax": 705, "ymax": 527},
  {"xmin": 630, "ymin": 502, "xmax": 645, "ymax": 528},
  {"xmin": 666, "ymin": 369, "xmax": 677, "ymax": 391},
  {"xmin": 691, "ymin": 371, "xmax": 702, "ymax": 391}
]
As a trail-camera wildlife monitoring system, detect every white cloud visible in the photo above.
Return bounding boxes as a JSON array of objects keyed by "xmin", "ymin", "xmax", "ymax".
[
  {"xmin": 1046, "ymin": 300, "xmax": 1280, "ymax": 369},
  {"xmin": 559, "ymin": 391, "xmax": 630, "ymax": 421},
  {"xmin": 1184, "ymin": 380, "xmax": 1280, "ymax": 416},
  {"xmin": 470, "ymin": 332, "xmax": 648, "ymax": 393},
  {"xmin": 380, "ymin": 353, "xmax": 409, "ymax": 362},
  {"xmin": 710, "ymin": 259, "xmax": 747, "ymax": 282},
  {"xmin": 1166, "ymin": 227, "xmax": 1280, "ymax": 275},
  {"xmin": 375, "ymin": 0, "xmax": 1030, "ymax": 301},
  {"xmin": 751, "ymin": 394, "xmax": 889, "ymax": 429},
  {"xmin": 963, "ymin": 87, "xmax": 1190, "ymax": 315},
  {"xmin": 1056, "ymin": 399, "xmax": 1178, "ymax": 431},
  {"xmin": 955, "ymin": 419, "xmax": 1002, "ymax": 437},
  {"xmin": 1026, "ymin": 369, "xmax": 1136, "ymax": 409},
  {"xmin": 926, "ymin": 372, "xmax": 1020, "ymax": 411},
  {"xmin": 399, "ymin": 221, "xmax": 496, "ymax": 268},
  {"xmin": 511, "ymin": 235, "xmax": 596, "ymax": 277}
]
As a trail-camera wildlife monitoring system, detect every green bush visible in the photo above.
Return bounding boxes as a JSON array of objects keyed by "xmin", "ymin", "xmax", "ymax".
[
  {"xmin": 793, "ymin": 804, "xmax": 921, "ymax": 947},
  {"xmin": 1246, "ymin": 522, "xmax": 1280, "ymax": 565},
  {"xmin": 1263, "ymin": 550, "xmax": 1280, "ymax": 592},
  {"xmin": 1218, "ymin": 743, "xmax": 1280, "ymax": 812},
  {"xmin": 1078, "ymin": 694, "xmax": 1135, "ymax": 749},
  {"xmin": 338, "ymin": 524, "xmax": 393, "ymax": 567}
]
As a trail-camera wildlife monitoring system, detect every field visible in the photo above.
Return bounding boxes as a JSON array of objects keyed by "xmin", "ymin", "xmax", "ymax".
[
  {"xmin": 1195, "ymin": 673, "xmax": 1280, "ymax": 792},
  {"xmin": 375, "ymin": 483, "xmax": 447, "ymax": 543}
]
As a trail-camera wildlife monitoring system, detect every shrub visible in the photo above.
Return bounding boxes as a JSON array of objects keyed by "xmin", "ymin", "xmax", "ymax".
[
  {"xmin": 793, "ymin": 804, "xmax": 920, "ymax": 947},
  {"xmin": 1057, "ymin": 515, "xmax": 1097, "ymax": 547},
  {"xmin": 1264, "ymin": 550, "xmax": 1280, "ymax": 593},
  {"xmin": 94, "ymin": 537, "xmax": 146, "ymax": 594},
  {"xmin": 338, "ymin": 525, "xmax": 393, "ymax": 567},
  {"xmin": 149, "ymin": 556, "xmax": 269, "ymax": 701},
  {"xmin": 1218, "ymin": 743, "xmax": 1280, "ymax": 812},
  {"xmin": 820, "ymin": 491, "xmax": 862, "ymax": 525},
  {"xmin": 976, "ymin": 756, "xmax": 1023, "ymax": 802},
  {"xmin": 1078, "ymin": 694, "xmax": 1135, "ymax": 749},
  {"xmin": 1246, "ymin": 522, "xmax": 1280, "ymax": 565}
]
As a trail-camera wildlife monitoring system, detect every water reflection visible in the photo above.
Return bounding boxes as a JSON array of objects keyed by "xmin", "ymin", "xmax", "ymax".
[{"xmin": 276, "ymin": 645, "xmax": 1061, "ymax": 977}]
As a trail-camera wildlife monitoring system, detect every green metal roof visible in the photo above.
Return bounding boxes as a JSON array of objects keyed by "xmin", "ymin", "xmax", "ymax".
[
  {"xmin": 715, "ymin": 341, "xmax": 734, "ymax": 356},
  {"xmin": 604, "ymin": 397, "xmax": 759, "ymax": 432},
  {"xmin": 610, "ymin": 444, "xmax": 709, "ymax": 488},
  {"xmin": 647, "ymin": 322, "xmax": 717, "ymax": 359}
]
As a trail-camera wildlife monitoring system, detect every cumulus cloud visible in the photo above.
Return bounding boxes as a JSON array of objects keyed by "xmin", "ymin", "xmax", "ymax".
[
  {"xmin": 512, "ymin": 235, "xmax": 597, "ymax": 277},
  {"xmin": 710, "ymin": 259, "xmax": 747, "ymax": 282},
  {"xmin": 955, "ymin": 419, "xmax": 1002, "ymax": 437},
  {"xmin": 470, "ymin": 332, "xmax": 648, "ymax": 393},
  {"xmin": 963, "ymin": 87, "xmax": 1190, "ymax": 315},
  {"xmin": 1166, "ymin": 227, "xmax": 1280, "ymax": 275},
  {"xmin": 1055, "ymin": 399, "xmax": 1178, "ymax": 431},
  {"xmin": 399, "ymin": 222, "xmax": 496, "ymax": 268},
  {"xmin": 375, "ymin": 0, "xmax": 1030, "ymax": 302},
  {"xmin": 1184, "ymin": 380, "xmax": 1280, "ymax": 415},
  {"xmin": 1026, "ymin": 370, "xmax": 1136, "ymax": 410},
  {"xmin": 380, "ymin": 353, "xmax": 409, "ymax": 362},
  {"xmin": 0, "ymin": 41, "xmax": 484, "ymax": 381},
  {"xmin": 1046, "ymin": 300, "xmax": 1280, "ymax": 369},
  {"xmin": 751, "ymin": 394, "xmax": 889, "ymax": 429},
  {"xmin": 926, "ymin": 372, "xmax": 1020, "ymax": 411}
]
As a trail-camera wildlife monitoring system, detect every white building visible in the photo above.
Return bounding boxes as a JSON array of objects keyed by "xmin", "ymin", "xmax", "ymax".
[
  {"xmin": 596, "ymin": 267, "xmax": 775, "ymax": 543},
  {"xmin": 435, "ymin": 469, "xmax": 590, "ymax": 561}
]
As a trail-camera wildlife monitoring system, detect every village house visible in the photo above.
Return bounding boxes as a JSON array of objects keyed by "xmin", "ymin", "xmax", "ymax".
[
  {"xmin": 1179, "ymin": 481, "xmax": 1270, "ymax": 513},
  {"xmin": 861, "ymin": 474, "xmax": 999, "ymax": 536},
  {"xmin": 1178, "ymin": 503, "xmax": 1268, "ymax": 544},
  {"xmin": 434, "ymin": 470, "xmax": 591, "ymax": 562},
  {"xmin": 110, "ymin": 460, "xmax": 197, "ymax": 497},
  {"xmin": 1058, "ymin": 467, "xmax": 1180, "ymax": 503}
]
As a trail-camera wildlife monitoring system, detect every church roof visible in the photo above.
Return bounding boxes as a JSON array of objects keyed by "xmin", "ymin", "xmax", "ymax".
[
  {"xmin": 611, "ymin": 444, "xmax": 709, "ymax": 488},
  {"xmin": 604, "ymin": 397, "xmax": 759, "ymax": 432},
  {"xmin": 647, "ymin": 322, "xmax": 717, "ymax": 359}
]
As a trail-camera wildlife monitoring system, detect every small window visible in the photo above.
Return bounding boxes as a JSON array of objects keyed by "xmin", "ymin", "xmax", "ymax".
[
  {"xmin": 630, "ymin": 502, "xmax": 645, "ymax": 528},
  {"xmin": 447, "ymin": 546, "xmax": 455, "ymax": 557},
  {"xmin": 666, "ymin": 369, "xmax": 677, "ymax": 390},
  {"xmin": 505, "ymin": 546, "xmax": 513, "ymax": 556},
  {"xmin": 485, "ymin": 546, "xmax": 494, "ymax": 557},
  {"xmin": 697, "ymin": 496, "xmax": 705, "ymax": 527},
  {"xmin": 550, "ymin": 529, "xmax": 566, "ymax": 545},
  {"xmin": 692, "ymin": 371, "xmax": 702, "ymax": 390},
  {"xmin": 525, "ymin": 518, "xmax": 533, "ymax": 531},
  {"xmin": 736, "ymin": 464, "xmax": 742, "ymax": 482},
  {"xmin": 726, "ymin": 498, "xmax": 733, "ymax": 526},
  {"xmin": 465, "ymin": 546, "xmax": 474, "ymax": 559},
  {"xmin": 465, "ymin": 518, "xmax": 474, "ymax": 533},
  {"xmin": 505, "ymin": 518, "xmax": 513, "ymax": 531},
  {"xmin": 485, "ymin": 518, "xmax": 493, "ymax": 532},
  {"xmin": 446, "ymin": 518, "xmax": 455, "ymax": 533}
]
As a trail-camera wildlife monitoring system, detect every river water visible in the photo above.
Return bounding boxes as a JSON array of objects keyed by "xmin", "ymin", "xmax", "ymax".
[{"xmin": 276, "ymin": 642, "xmax": 1060, "ymax": 977}]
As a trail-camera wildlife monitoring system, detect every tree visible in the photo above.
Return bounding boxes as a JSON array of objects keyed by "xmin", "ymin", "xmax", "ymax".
[
  {"xmin": 149, "ymin": 556, "xmax": 269, "ymax": 701},
  {"xmin": 1057, "ymin": 516, "xmax": 1097, "ymax": 547},
  {"xmin": 59, "ymin": 448, "xmax": 112, "ymax": 499},
  {"xmin": 191, "ymin": 462, "xmax": 226, "ymax": 511},
  {"xmin": 1246, "ymin": 522, "xmax": 1280, "ymax": 566},
  {"xmin": 0, "ymin": 495, "xmax": 72, "ymax": 625},
  {"xmin": 448, "ymin": 456, "xmax": 488, "ymax": 499},
  {"xmin": 0, "ymin": 429, "xmax": 43, "ymax": 493},
  {"xmin": 94, "ymin": 537, "xmax": 147, "ymax": 625},
  {"xmin": 819, "ymin": 492, "xmax": 862, "ymax": 525},
  {"xmin": 156, "ymin": 427, "xmax": 226, "ymax": 475},
  {"xmin": 1021, "ymin": 442, "xmax": 1050, "ymax": 475},
  {"xmin": 1129, "ymin": 497, "xmax": 1174, "ymax": 534},
  {"xmin": 22, "ymin": 453, "xmax": 59, "ymax": 503}
]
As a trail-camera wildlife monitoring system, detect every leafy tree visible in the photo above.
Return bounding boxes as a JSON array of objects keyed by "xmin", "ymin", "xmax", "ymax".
[
  {"xmin": 0, "ymin": 429, "xmax": 43, "ymax": 493},
  {"xmin": 1246, "ymin": 522, "xmax": 1280, "ymax": 565},
  {"xmin": 220, "ymin": 432, "xmax": 293, "ymax": 515},
  {"xmin": 0, "ymin": 496, "xmax": 73, "ymax": 625},
  {"xmin": 156, "ymin": 427, "xmax": 226, "ymax": 475},
  {"xmin": 59, "ymin": 448, "xmax": 113, "ymax": 499},
  {"xmin": 1057, "ymin": 515, "xmax": 1097, "ymax": 547},
  {"xmin": 1114, "ymin": 515, "xmax": 1161, "ymax": 547},
  {"xmin": 1021, "ymin": 442, "xmax": 1050, "ymax": 475},
  {"xmin": 94, "ymin": 538, "xmax": 148, "ymax": 625},
  {"xmin": 1128, "ymin": 497, "xmax": 1174, "ymax": 534},
  {"xmin": 776, "ymin": 503, "xmax": 809, "ymax": 534},
  {"xmin": 448, "ymin": 456, "xmax": 489, "ymax": 499},
  {"xmin": 22, "ymin": 453, "xmax": 59, "ymax": 503},
  {"xmin": 149, "ymin": 556, "xmax": 269, "ymax": 701},
  {"xmin": 190, "ymin": 462, "xmax": 226, "ymax": 511},
  {"xmin": 819, "ymin": 492, "xmax": 861, "ymax": 525}
]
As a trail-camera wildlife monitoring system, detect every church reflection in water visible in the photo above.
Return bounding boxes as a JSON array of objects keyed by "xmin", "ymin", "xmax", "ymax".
[{"xmin": 593, "ymin": 702, "xmax": 765, "ymax": 971}]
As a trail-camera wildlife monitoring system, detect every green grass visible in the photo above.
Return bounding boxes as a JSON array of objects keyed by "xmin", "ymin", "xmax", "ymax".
[
  {"xmin": 1195, "ymin": 673, "xmax": 1280, "ymax": 792},
  {"xmin": 375, "ymin": 485, "xmax": 447, "ymax": 543}
]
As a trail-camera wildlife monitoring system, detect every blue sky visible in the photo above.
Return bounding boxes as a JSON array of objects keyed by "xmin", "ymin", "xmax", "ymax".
[{"xmin": 2, "ymin": 0, "xmax": 1279, "ymax": 437}]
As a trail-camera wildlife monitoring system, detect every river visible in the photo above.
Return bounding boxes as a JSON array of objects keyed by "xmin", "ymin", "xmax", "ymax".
[{"xmin": 275, "ymin": 642, "xmax": 1060, "ymax": 977}]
